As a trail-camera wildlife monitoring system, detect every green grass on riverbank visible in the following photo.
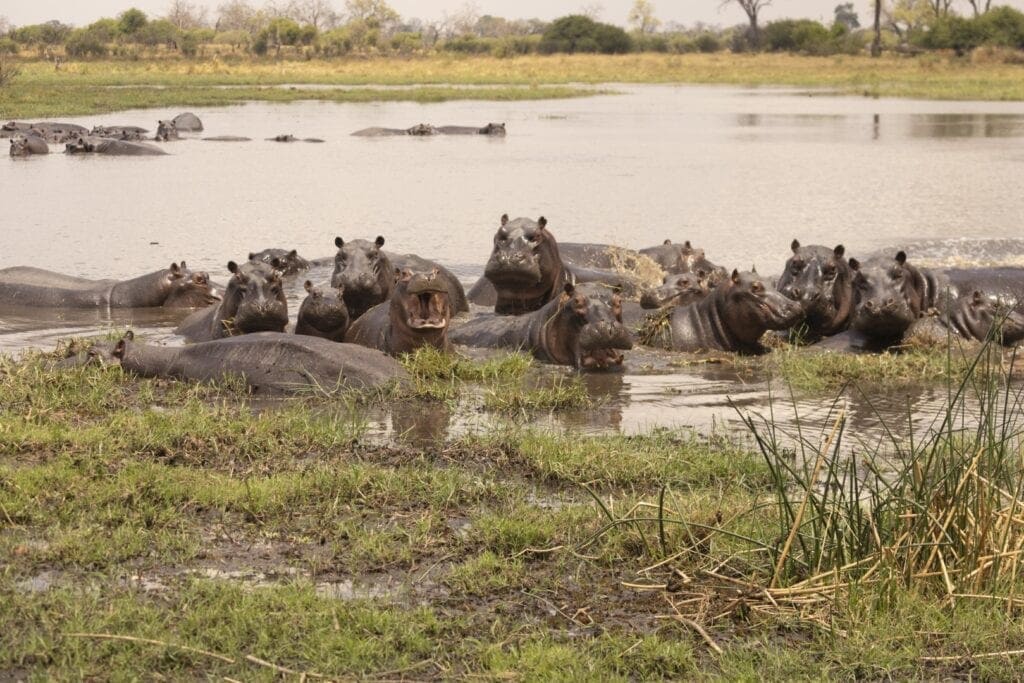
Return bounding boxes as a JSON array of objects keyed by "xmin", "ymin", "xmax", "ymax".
[{"xmin": 3, "ymin": 52, "xmax": 1024, "ymax": 119}]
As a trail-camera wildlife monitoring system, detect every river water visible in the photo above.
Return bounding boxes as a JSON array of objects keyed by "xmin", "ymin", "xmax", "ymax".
[{"xmin": 3, "ymin": 85, "xmax": 1024, "ymax": 442}]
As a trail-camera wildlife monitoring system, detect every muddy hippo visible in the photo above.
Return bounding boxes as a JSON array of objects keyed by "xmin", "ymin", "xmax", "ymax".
[
  {"xmin": 90, "ymin": 331, "xmax": 405, "ymax": 394},
  {"xmin": 646, "ymin": 270, "xmax": 804, "ymax": 354},
  {"xmin": 331, "ymin": 236, "xmax": 468, "ymax": 320},
  {"xmin": 0, "ymin": 263, "xmax": 218, "ymax": 309},
  {"xmin": 175, "ymin": 261, "xmax": 288, "ymax": 342},
  {"xmin": 171, "ymin": 112, "xmax": 203, "ymax": 132},
  {"xmin": 452, "ymin": 283, "xmax": 632, "ymax": 369},
  {"xmin": 295, "ymin": 281, "xmax": 350, "ymax": 342},
  {"xmin": 477, "ymin": 215, "xmax": 571, "ymax": 315},
  {"xmin": 202, "ymin": 136, "xmax": 252, "ymax": 142},
  {"xmin": 248, "ymin": 248, "xmax": 310, "ymax": 276},
  {"xmin": 640, "ymin": 272, "xmax": 710, "ymax": 310},
  {"xmin": 776, "ymin": 240, "xmax": 855, "ymax": 341},
  {"xmin": 345, "ymin": 269, "xmax": 452, "ymax": 355},
  {"xmin": 435, "ymin": 123, "xmax": 507, "ymax": 136},
  {"xmin": 9, "ymin": 135, "xmax": 49, "ymax": 157},
  {"xmin": 639, "ymin": 240, "xmax": 727, "ymax": 282},
  {"xmin": 90, "ymin": 125, "xmax": 148, "ymax": 140},
  {"xmin": 944, "ymin": 289, "xmax": 1024, "ymax": 345},
  {"xmin": 66, "ymin": 136, "xmax": 167, "ymax": 156}
]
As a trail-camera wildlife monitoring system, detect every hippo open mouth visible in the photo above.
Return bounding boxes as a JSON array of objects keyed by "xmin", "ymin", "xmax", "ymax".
[
  {"xmin": 580, "ymin": 348, "xmax": 626, "ymax": 369},
  {"xmin": 407, "ymin": 291, "xmax": 449, "ymax": 330}
]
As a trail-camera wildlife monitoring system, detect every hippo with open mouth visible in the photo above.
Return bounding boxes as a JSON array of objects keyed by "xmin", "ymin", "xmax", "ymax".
[{"xmin": 345, "ymin": 269, "xmax": 453, "ymax": 355}]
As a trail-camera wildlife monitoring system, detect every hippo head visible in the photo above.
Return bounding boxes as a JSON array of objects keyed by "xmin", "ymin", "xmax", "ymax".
[
  {"xmin": 225, "ymin": 260, "xmax": 289, "ymax": 334},
  {"xmin": 721, "ymin": 270, "xmax": 805, "ymax": 345},
  {"xmin": 484, "ymin": 215, "xmax": 562, "ymax": 304},
  {"xmin": 640, "ymin": 272, "xmax": 710, "ymax": 310},
  {"xmin": 248, "ymin": 248, "xmax": 310, "ymax": 276},
  {"xmin": 407, "ymin": 124, "xmax": 436, "ymax": 136},
  {"xmin": 949, "ymin": 290, "xmax": 1024, "ymax": 346},
  {"xmin": 850, "ymin": 252, "xmax": 921, "ymax": 341},
  {"xmin": 479, "ymin": 123, "xmax": 506, "ymax": 136},
  {"xmin": 163, "ymin": 262, "xmax": 221, "ymax": 308},
  {"xmin": 297, "ymin": 280, "xmax": 349, "ymax": 341},
  {"xmin": 776, "ymin": 240, "xmax": 854, "ymax": 336},
  {"xmin": 331, "ymin": 236, "xmax": 393, "ymax": 319},
  {"xmin": 9, "ymin": 137, "xmax": 29, "ymax": 157},
  {"xmin": 64, "ymin": 136, "xmax": 92, "ymax": 154},
  {"xmin": 551, "ymin": 283, "xmax": 633, "ymax": 370},
  {"xmin": 155, "ymin": 120, "xmax": 178, "ymax": 142},
  {"xmin": 389, "ymin": 268, "xmax": 453, "ymax": 351},
  {"xmin": 639, "ymin": 240, "xmax": 725, "ymax": 279}
]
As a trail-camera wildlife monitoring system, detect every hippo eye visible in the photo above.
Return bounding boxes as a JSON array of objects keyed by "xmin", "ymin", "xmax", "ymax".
[
  {"xmin": 790, "ymin": 261, "xmax": 804, "ymax": 273},
  {"xmin": 822, "ymin": 265, "xmax": 836, "ymax": 279},
  {"xmin": 750, "ymin": 282, "xmax": 764, "ymax": 293}
]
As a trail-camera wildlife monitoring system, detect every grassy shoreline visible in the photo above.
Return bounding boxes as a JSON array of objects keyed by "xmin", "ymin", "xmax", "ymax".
[{"xmin": 3, "ymin": 53, "xmax": 1024, "ymax": 119}]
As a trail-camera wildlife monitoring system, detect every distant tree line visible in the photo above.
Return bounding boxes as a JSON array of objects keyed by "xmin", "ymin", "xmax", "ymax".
[{"xmin": 0, "ymin": 0, "xmax": 1022, "ymax": 61}]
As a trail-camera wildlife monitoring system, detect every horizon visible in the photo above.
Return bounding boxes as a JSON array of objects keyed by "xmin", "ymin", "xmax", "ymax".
[{"xmin": 6, "ymin": 1, "xmax": 1024, "ymax": 31}]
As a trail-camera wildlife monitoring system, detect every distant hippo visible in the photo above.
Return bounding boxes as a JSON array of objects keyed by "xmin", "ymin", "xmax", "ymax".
[
  {"xmin": 155, "ymin": 120, "xmax": 179, "ymax": 142},
  {"xmin": 639, "ymin": 240, "xmax": 726, "ymax": 282},
  {"xmin": 90, "ymin": 331, "xmax": 406, "ymax": 394},
  {"xmin": 647, "ymin": 270, "xmax": 804, "ymax": 354},
  {"xmin": 25, "ymin": 122, "xmax": 89, "ymax": 144},
  {"xmin": 451, "ymin": 283, "xmax": 633, "ymax": 369},
  {"xmin": 0, "ymin": 121, "xmax": 33, "ymax": 137},
  {"xmin": 171, "ymin": 112, "xmax": 204, "ymax": 132},
  {"xmin": 90, "ymin": 125, "xmax": 148, "ymax": 140},
  {"xmin": 640, "ymin": 272, "xmax": 710, "ymax": 310},
  {"xmin": 9, "ymin": 135, "xmax": 49, "ymax": 157},
  {"xmin": 66, "ymin": 136, "xmax": 167, "ymax": 156},
  {"xmin": 436, "ymin": 123, "xmax": 507, "ymax": 136},
  {"xmin": 202, "ymin": 136, "xmax": 252, "ymax": 142},
  {"xmin": 266, "ymin": 134, "xmax": 324, "ymax": 142},
  {"xmin": 175, "ymin": 261, "xmax": 288, "ymax": 342},
  {"xmin": 0, "ymin": 262, "xmax": 218, "ymax": 309},
  {"xmin": 776, "ymin": 240, "xmax": 855, "ymax": 340},
  {"xmin": 944, "ymin": 267, "xmax": 1024, "ymax": 313},
  {"xmin": 247, "ymin": 248, "xmax": 310, "ymax": 276},
  {"xmin": 351, "ymin": 124, "xmax": 438, "ymax": 137},
  {"xmin": 331, "ymin": 236, "xmax": 468, "ymax": 320},
  {"xmin": 346, "ymin": 269, "xmax": 453, "ymax": 355},
  {"xmin": 296, "ymin": 281, "xmax": 350, "ymax": 342}
]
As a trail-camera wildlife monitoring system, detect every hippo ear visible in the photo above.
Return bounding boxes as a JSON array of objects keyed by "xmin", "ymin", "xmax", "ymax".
[
  {"xmin": 563, "ymin": 282, "xmax": 575, "ymax": 296},
  {"xmin": 335, "ymin": 236, "xmax": 344, "ymax": 248},
  {"xmin": 663, "ymin": 239, "xmax": 672, "ymax": 245},
  {"xmin": 537, "ymin": 216, "xmax": 547, "ymax": 230},
  {"xmin": 123, "ymin": 330, "xmax": 135, "ymax": 341},
  {"xmin": 248, "ymin": 252, "xmax": 256, "ymax": 261},
  {"xmin": 375, "ymin": 236, "xmax": 385, "ymax": 248},
  {"xmin": 895, "ymin": 251, "xmax": 907, "ymax": 266},
  {"xmin": 500, "ymin": 213, "xmax": 509, "ymax": 226},
  {"xmin": 848, "ymin": 258, "xmax": 860, "ymax": 271},
  {"xmin": 289, "ymin": 249, "xmax": 297, "ymax": 257},
  {"xmin": 169, "ymin": 262, "xmax": 181, "ymax": 276},
  {"xmin": 227, "ymin": 261, "xmax": 239, "ymax": 274},
  {"xmin": 113, "ymin": 340, "xmax": 127, "ymax": 359},
  {"xmin": 791, "ymin": 239, "xmax": 801, "ymax": 253},
  {"xmin": 833, "ymin": 244, "xmax": 845, "ymax": 259},
  {"xmin": 730, "ymin": 269, "xmax": 740, "ymax": 285},
  {"xmin": 683, "ymin": 240, "xmax": 692, "ymax": 249},
  {"xmin": 972, "ymin": 290, "xmax": 984, "ymax": 304},
  {"xmin": 304, "ymin": 280, "xmax": 313, "ymax": 293}
]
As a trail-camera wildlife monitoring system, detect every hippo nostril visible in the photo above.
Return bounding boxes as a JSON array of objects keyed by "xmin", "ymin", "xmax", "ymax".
[
  {"xmin": 885, "ymin": 298, "xmax": 896, "ymax": 307},
  {"xmin": 791, "ymin": 288, "xmax": 802, "ymax": 298}
]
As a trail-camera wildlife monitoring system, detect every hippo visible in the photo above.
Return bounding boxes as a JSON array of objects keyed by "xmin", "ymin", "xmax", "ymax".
[
  {"xmin": 639, "ymin": 240, "xmax": 727, "ymax": 282},
  {"xmin": 0, "ymin": 263, "xmax": 218, "ymax": 309},
  {"xmin": 451, "ymin": 283, "xmax": 633, "ymax": 369},
  {"xmin": 9, "ymin": 135, "xmax": 49, "ymax": 157},
  {"xmin": 345, "ymin": 269, "xmax": 453, "ymax": 355},
  {"xmin": 331, "ymin": 236, "xmax": 468, "ymax": 320},
  {"xmin": 478, "ymin": 215, "xmax": 571, "ymax": 315},
  {"xmin": 0, "ymin": 121, "xmax": 33, "ymax": 137},
  {"xmin": 87, "ymin": 331, "xmax": 406, "ymax": 394},
  {"xmin": 175, "ymin": 261, "xmax": 288, "ymax": 342},
  {"xmin": 24, "ymin": 122, "xmax": 90, "ymax": 144},
  {"xmin": 296, "ymin": 281, "xmax": 350, "ymax": 342},
  {"xmin": 154, "ymin": 120, "xmax": 180, "ymax": 142},
  {"xmin": 435, "ymin": 123, "xmax": 507, "ymax": 136},
  {"xmin": 248, "ymin": 248, "xmax": 310, "ymax": 276},
  {"xmin": 90, "ymin": 126, "xmax": 148, "ymax": 141},
  {"xmin": 776, "ymin": 240, "xmax": 855, "ymax": 340},
  {"xmin": 848, "ymin": 251, "xmax": 944, "ymax": 346},
  {"xmin": 171, "ymin": 112, "xmax": 204, "ymax": 132},
  {"xmin": 944, "ymin": 289, "xmax": 1024, "ymax": 345},
  {"xmin": 202, "ymin": 136, "xmax": 252, "ymax": 142},
  {"xmin": 640, "ymin": 272, "xmax": 710, "ymax": 310},
  {"xmin": 646, "ymin": 270, "xmax": 804, "ymax": 354},
  {"xmin": 66, "ymin": 136, "xmax": 168, "ymax": 156},
  {"xmin": 944, "ymin": 267, "xmax": 1024, "ymax": 313},
  {"xmin": 351, "ymin": 124, "xmax": 438, "ymax": 137}
]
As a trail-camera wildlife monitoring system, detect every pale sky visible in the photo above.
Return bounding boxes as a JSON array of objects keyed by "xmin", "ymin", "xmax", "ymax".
[{"xmin": 6, "ymin": 1, "xmax": 1024, "ymax": 30}]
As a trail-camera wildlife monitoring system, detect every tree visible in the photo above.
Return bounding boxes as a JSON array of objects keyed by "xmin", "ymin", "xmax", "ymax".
[
  {"xmin": 720, "ymin": 0, "xmax": 772, "ymax": 47},
  {"xmin": 288, "ymin": 0, "xmax": 340, "ymax": 30},
  {"xmin": 118, "ymin": 8, "xmax": 149, "ymax": 37},
  {"xmin": 440, "ymin": 2, "xmax": 480, "ymax": 38},
  {"xmin": 964, "ymin": 0, "xmax": 991, "ymax": 16},
  {"xmin": 216, "ymin": 1, "xmax": 264, "ymax": 33},
  {"xmin": 166, "ymin": 0, "xmax": 208, "ymax": 30},
  {"xmin": 883, "ymin": 0, "xmax": 934, "ymax": 41},
  {"xmin": 834, "ymin": 3, "xmax": 859, "ymax": 29},
  {"xmin": 628, "ymin": 0, "xmax": 661, "ymax": 34},
  {"xmin": 580, "ymin": 3, "xmax": 604, "ymax": 20},
  {"xmin": 344, "ymin": 0, "xmax": 400, "ymax": 31},
  {"xmin": 872, "ymin": 0, "xmax": 882, "ymax": 55},
  {"xmin": 539, "ymin": 14, "xmax": 632, "ymax": 54},
  {"xmin": 925, "ymin": 0, "xmax": 954, "ymax": 18},
  {"xmin": 0, "ymin": 15, "xmax": 12, "ymax": 36}
]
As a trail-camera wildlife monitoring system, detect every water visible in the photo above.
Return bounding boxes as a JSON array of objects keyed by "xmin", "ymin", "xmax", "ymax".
[{"xmin": 3, "ymin": 84, "xmax": 1024, "ymax": 441}]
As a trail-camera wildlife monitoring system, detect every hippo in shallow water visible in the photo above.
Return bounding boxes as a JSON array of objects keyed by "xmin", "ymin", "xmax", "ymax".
[
  {"xmin": 848, "ymin": 251, "xmax": 943, "ymax": 345},
  {"xmin": 0, "ymin": 121, "xmax": 33, "ymax": 137},
  {"xmin": 452, "ymin": 282, "xmax": 633, "ymax": 369},
  {"xmin": 202, "ymin": 135, "xmax": 252, "ymax": 142},
  {"xmin": 296, "ymin": 281, "xmax": 350, "ymax": 342},
  {"xmin": 646, "ymin": 270, "xmax": 804, "ymax": 354},
  {"xmin": 175, "ymin": 261, "xmax": 288, "ymax": 342},
  {"xmin": 477, "ymin": 215, "xmax": 572, "ymax": 315},
  {"xmin": 9, "ymin": 135, "xmax": 49, "ymax": 157},
  {"xmin": 66, "ymin": 136, "xmax": 167, "ymax": 156},
  {"xmin": 248, "ymin": 248, "xmax": 310, "ymax": 276},
  {"xmin": 154, "ymin": 120, "xmax": 179, "ymax": 142},
  {"xmin": 87, "ymin": 331, "xmax": 405, "ymax": 393},
  {"xmin": 90, "ymin": 125, "xmax": 148, "ymax": 141},
  {"xmin": 351, "ymin": 124, "xmax": 438, "ymax": 137},
  {"xmin": 266, "ymin": 134, "xmax": 324, "ymax": 143},
  {"xmin": 0, "ymin": 263, "xmax": 218, "ymax": 309},
  {"xmin": 20, "ymin": 122, "xmax": 90, "ymax": 144},
  {"xmin": 639, "ymin": 240, "xmax": 727, "ymax": 282},
  {"xmin": 640, "ymin": 272, "xmax": 710, "ymax": 310},
  {"xmin": 943, "ymin": 289, "xmax": 1024, "ymax": 345},
  {"xmin": 345, "ymin": 269, "xmax": 453, "ymax": 355},
  {"xmin": 171, "ymin": 112, "xmax": 203, "ymax": 132},
  {"xmin": 776, "ymin": 240, "xmax": 855, "ymax": 341},
  {"xmin": 944, "ymin": 267, "xmax": 1024, "ymax": 313},
  {"xmin": 435, "ymin": 123, "xmax": 507, "ymax": 136}
]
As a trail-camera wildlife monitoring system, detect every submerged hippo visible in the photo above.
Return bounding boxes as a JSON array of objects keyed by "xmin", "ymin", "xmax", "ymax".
[
  {"xmin": 945, "ymin": 267, "xmax": 1024, "ymax": 313},
  {"xmin": 646, "ymin": 270, "xmax": 804, "ymax": 354},
  {"xmin": 175, "ymin": 261, "xmax": 288, "ymax": 342},
  {"xmin": 330, "ymin": 236, "xmax": 468, "ymax": 320},
  {"xmin": 90, "ymin": 125, "xmax": 148, "ymax": 141},
  {"xmin": 23, "ymin": 122, "xmax": 89, "ymax": 144},
  {"xmin": 0, "ymin": 263, "xmax": 218, "ymax": 309},
  {"xmin": 776, "ymin": 240, "xmax": 855, "ymax": 341},
  {"xmin": 0, "ymin": 121, "xmax": 33, "ymax": 137},
  {"xmin": 154, "ymin": 120, "xmax": 179, "ymax": 142},
  {"xmin": 9, "ymin": 135, "xmax": 49, "ymax": 157},
  {"xmin": 639, "ymin": 240, "xmax": 727, "ymax": 281},
  {"xmin": 640, "ymin": 272, "xmax": 710, "ymax": 310},
  {"xmin": 296, "ymin": 281, "xmax": 350, "ymax": 342},
  {"xmin": 351, "ymin": 124, "xmax": 438, "ymax": 137},
  {"xmin": 435, "ymin": 123, "xmax": 507, "ymax": 136},
  {"xmin": 171, "ymin": 112, "xmax": 204, "ymax": 132},
  {"xmin": 452, "ymin": 283, "xmax": 633, "ymax": 369},
  {"xmin": 943, "ymin": 289, "xmax": 1024, "ymax": 345},
  {"xmin": 66, "ymin": 136, "xmax": 167, "ymax": 156},
  {"xmin": 89, "ymin": 331, "xmax": 405, "ymax": 394},
  {"xmin": 345, "ymin": 269, "xmax": 453, "ymax": 355},
  {"xmin": 248, "ymin": 248, "xmax": 310, "ymax": 276},
  {"xmin": 202, "ymin": 136, "xmax": 252, "ymax": 142},
  {"xmin": 266, "ymin": 134, "xmax": 324, "ymax": 143}
]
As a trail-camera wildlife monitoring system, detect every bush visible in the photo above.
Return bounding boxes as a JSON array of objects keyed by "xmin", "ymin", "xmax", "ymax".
[
  {"xmin": 914, "ymin": 7, "xmax": 1024, "ymax": 52},
  {"xmin": 65, "ymin": 28, "xmax": 109, "ymax": 57},
  {"xmin": 443, "ymin": 34, "xmax": 492, "ymax": 54},
  {"xmin": 389, "ymin": 32, "xmax": 422, "ymax": 55},
  {"xmin": 539, "ymin": 15, "xmax": 633, "ymax": 54},
  {"xmin": 635, "ymin": 34, "xmax": 668, "ymax": 53},
  {"xmin": 976, "ymin": 6, "xmax": 1024, "ymax": 49},
  {"xmin": 317, "ymin": 28, "xmax": 353, "ymax": 57},
  {"xmin": 764, "ymin": 19, "xmax": 832, "ymax": 54},
  {"xmin": 0, "ymin": 37, "xmax": 18, "ymax": 56},
  {"xmin": 491, "ymin": 35, "xmax": 539, "ymax": 57},
  {"xmin": 694, "ymin": 32, "xmax": 722, "ymax": 53}
]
